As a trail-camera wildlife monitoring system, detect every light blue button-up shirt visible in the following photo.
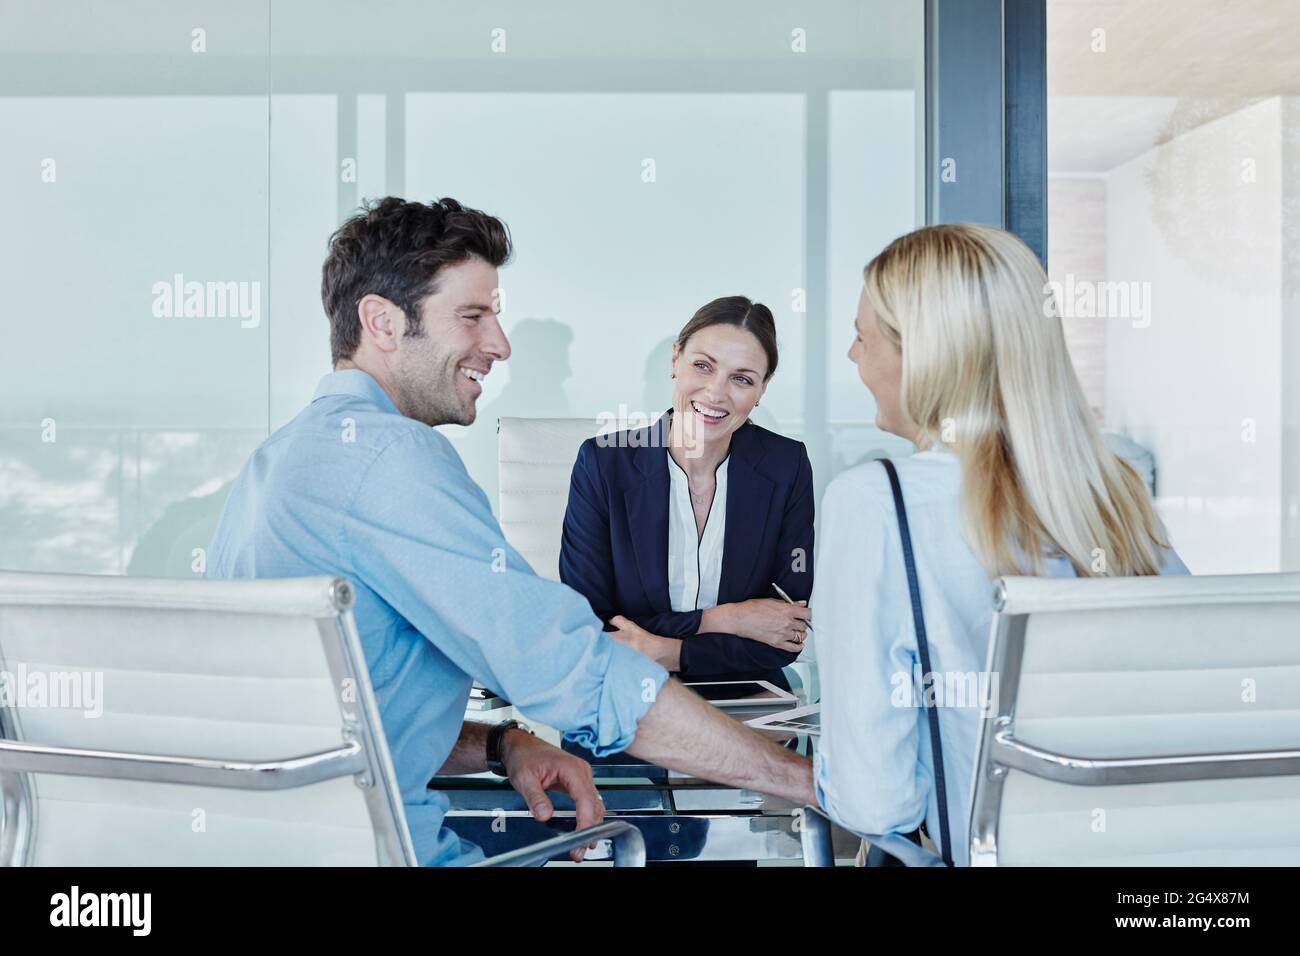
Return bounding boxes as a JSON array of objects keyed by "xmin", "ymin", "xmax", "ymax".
[{"xmin": 207, "ymin": 369, "xmax": 669, "ymax": 866}]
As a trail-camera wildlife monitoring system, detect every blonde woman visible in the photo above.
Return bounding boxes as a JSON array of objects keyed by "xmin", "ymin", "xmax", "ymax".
[{"xmin": 812, "ymin": 223, "xmax": 1187, "ymax": 867}]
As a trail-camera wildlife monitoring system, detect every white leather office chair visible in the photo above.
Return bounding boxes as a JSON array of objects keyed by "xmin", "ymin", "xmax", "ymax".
[
  {"xmin": 0, "ymin": 571, "xmax": 413, "ymax": 866},
  {"xmin": 970, "ymin": 572, "xmax": 1300, "ymax": 866},
  {"xmin": 497, "ymin": 416, "xmax": 611, "ymax": 581},
  {"xmin": 0, "ymin": 571, "xmax": 646, "ymax": 867}
]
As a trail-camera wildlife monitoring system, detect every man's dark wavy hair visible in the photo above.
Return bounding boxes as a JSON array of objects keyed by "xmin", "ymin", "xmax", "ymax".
[{"xmin": 321, "ymin": 196, "xmax": 512, "ymax": 365}]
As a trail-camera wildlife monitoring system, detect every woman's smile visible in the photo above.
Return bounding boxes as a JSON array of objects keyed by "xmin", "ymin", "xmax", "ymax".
[{"xmin": 690, "ymin": 399, "xmax": 730, "ymax": 425}]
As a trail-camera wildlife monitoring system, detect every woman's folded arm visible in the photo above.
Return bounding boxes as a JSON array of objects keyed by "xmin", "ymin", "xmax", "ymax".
[
  {"xmin": 628, "ymin": 608, "xmax": 703, "ymax": 638},
  {"xmin": 678, "ymin": 630, "xmax": 798, "ymax": 678}
]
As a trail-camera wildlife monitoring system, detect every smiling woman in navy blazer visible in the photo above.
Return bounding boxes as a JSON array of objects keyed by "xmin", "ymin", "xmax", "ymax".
[{"xmin": 560, "ymin": 296, "xmax": 814, "ymax": 682}]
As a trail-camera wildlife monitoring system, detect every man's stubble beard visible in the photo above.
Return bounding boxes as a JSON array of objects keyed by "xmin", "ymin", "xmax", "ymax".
[{"xmin": 392, "ymin": 339, "xmax": 476, "ymax": 428}]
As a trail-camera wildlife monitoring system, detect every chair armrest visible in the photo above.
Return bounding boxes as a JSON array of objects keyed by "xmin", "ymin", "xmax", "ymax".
[
  {"xmin": 0, "ymin": 738, "xmax": 366, "ymax": 790},
  {"xmin": 800, "ymin": 804, "xmax": 948, "ymax": 867},
  {"xmin": 474, "ymin": 820, "xmax": 646, "ymax": 867},
  {"xmin": 863, "ymin": 831, "xmax": 947, "ymax": 867},
  {"xmin": 799, "ymin": 804, "xmax": 835, "ymax": 866}
]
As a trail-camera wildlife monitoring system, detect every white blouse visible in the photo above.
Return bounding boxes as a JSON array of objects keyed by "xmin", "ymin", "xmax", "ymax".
[{"xmin": 666, "ymin": 451, "xmax": 729, "ymax": 613}]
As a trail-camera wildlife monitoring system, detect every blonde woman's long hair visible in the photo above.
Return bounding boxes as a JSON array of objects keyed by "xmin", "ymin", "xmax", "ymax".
[{"xmin": 863, "ymin": 223, "xmax": 1168, "ymax": 577}]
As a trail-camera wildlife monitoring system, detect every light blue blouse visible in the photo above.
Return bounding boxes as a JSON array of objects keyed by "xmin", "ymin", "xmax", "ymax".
[{"xmin": 811, "ymin": 447, "xmax": 1187, "ymax": 865}]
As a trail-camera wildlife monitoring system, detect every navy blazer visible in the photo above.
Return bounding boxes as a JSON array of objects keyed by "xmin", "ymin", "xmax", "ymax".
[{"xmin": 560, "ymin": 412, "xmax": 814, "ymax": 679}]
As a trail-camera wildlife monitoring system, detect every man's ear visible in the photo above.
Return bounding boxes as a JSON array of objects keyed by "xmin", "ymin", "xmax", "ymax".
[{"xmin": 357, "ymin": 294, "xmax": 402, "ymax": 354}]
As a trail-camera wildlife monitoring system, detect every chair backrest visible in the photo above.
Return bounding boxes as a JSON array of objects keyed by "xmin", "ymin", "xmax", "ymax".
[
  {"xmin": 0, "ymin": 571, "xmax": 415, "ymax": 866},
  {"xmin": 497, "ymin": 416, "xmax": 612, "ymax": 581},
  {"xmin": 970, "ymin": 572, "xmax": 1300, "ymax": 866}
]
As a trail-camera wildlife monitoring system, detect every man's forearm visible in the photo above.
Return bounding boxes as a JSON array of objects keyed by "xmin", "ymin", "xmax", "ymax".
[
  {"xmin": 436, "ymin": 720, "xmax": 494, "ymax": 776},
  {"xmin": 436, "ymin": 721, "xmax": 537, "ymax": 776},
  {"xmin": 438, "ymin": 720, "xmax": 536, "ymax": 776},
  {"xmin": 625, "ymin": 679, "xmax": 815, "ymax": 806}
]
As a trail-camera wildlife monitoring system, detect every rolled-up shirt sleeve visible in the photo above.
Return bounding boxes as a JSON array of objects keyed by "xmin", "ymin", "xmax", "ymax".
[{"xmin": 342, "ymin": 428, "xmax": 668, "ymax": 756}]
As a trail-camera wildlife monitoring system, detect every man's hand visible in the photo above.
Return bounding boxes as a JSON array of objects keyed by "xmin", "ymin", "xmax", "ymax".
[
  {"xmin": 608, "ymin": 615, "xmax": 682, "ymax": 671},
  {"xmin": 501, "ymin": 730, "xmax": 605, "ymax": 863}
]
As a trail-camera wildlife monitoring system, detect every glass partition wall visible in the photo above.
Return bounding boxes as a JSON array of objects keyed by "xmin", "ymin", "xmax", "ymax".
[
  {"xmin": 2, "ymin": 0, "xmax": 925, "ymax": 575},
  {"xmin": 2, "ymin": 1, "xmax": 272, "ymax": 576}
]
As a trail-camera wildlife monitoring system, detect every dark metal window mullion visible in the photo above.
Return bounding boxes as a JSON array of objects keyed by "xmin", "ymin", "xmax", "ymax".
[{"xmin": 925, "ymin": 0, "xmax": 1047, "ymax": 267}]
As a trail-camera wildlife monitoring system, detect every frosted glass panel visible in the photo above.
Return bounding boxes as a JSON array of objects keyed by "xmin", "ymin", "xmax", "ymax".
[
  {"xmin": 2, "ymin": 0, "xmax": 924, "ymax": 572},
  {"xmin": 1, "ymin": 1, "xmax": 269, "ymax": 575},
  {"xmin": 827, "ymin": 89, "xmax": 925, "ymax": 473},
  {"xmin": 406, "ymin": 92, "xmax": 808, "ymax": 509}
]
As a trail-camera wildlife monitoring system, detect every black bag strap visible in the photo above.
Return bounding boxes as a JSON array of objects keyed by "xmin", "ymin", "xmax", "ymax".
[{"xmin": 880, "ymin": 458, "xmax": 954, "ymax": 867}]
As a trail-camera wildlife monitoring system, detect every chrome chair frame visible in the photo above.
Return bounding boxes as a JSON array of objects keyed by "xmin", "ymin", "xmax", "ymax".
[
  {"xmin": 799, "ymin": 804, "xmax": 836, "ymax": 867},
  {"xmin": 968, "ymin": 573, "xmax": 1300, "ymax": 867}
]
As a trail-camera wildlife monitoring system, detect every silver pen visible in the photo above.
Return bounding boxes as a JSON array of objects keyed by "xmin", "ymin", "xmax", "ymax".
[{"xmin": 770, "ymin": 582, "xmax": 813, "ymax": 632}]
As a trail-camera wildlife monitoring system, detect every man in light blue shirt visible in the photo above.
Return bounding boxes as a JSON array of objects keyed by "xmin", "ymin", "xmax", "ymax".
[{"xmin": 208, "ymin": 197, "xmax": 813, "ymax": 865}]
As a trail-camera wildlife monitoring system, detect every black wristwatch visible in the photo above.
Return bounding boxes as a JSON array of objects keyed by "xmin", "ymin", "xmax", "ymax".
[{"xmin": 485, "ymin": 719, "xmax": 532, "ymax": 776}]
